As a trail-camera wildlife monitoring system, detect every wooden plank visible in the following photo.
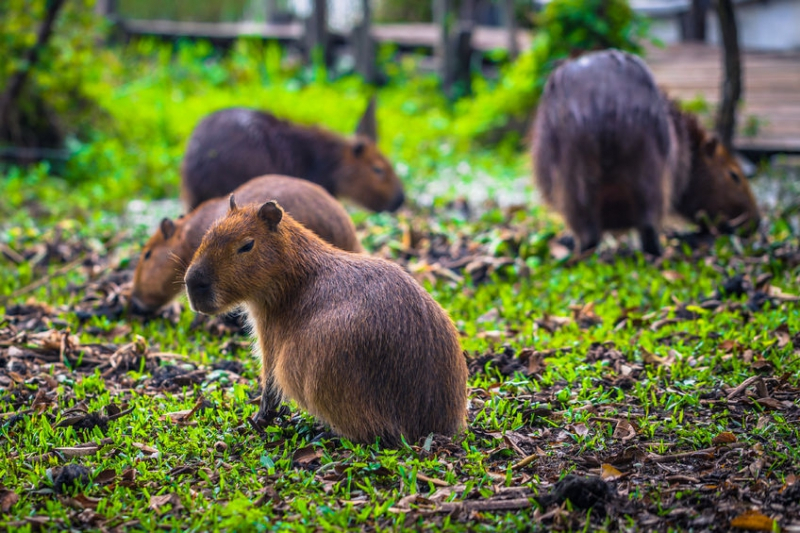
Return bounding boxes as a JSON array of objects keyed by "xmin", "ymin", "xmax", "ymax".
[
  {"xmin": 120, "ymin": 18, "xmax": 303, "ymax": 40},
  {"xmin": 646, "ymin": 43, "xmax": 800, "ymax": 152}
]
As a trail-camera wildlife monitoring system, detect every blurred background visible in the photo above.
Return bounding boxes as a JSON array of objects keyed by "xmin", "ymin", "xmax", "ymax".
[{"xmin": 1, "ymin": 0, "xmax": 798, "ymax": 228}]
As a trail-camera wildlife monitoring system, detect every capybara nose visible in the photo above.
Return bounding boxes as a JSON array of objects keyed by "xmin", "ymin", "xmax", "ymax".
[
  {"xmin": 185, "ymin": 268, "xmax": 211, "ymax": 296},
  {"xmin": 128, "ymin": 295, "xmax": 153, "ymax": 316},
  {"xmin": 388, "ymin": 191, "xmax": 405, "ymax": 212}
]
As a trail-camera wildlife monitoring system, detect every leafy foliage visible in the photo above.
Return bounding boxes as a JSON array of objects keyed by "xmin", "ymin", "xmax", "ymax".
[
  {"xmin": 453, "ymin": 0, "xmax": 654, "ymax": 144},
  {"xmin": 0, "ymin": 0, "xmax": 113, "ymax": 147},
  {"xmin": 537, "ymin": 0, "xmax": 652, "ymax": 59}
]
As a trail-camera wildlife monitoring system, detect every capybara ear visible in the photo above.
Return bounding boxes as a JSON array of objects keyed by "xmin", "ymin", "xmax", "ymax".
[
  {"xmin": 355, "ymin": 96, "xmax": 377, "ymax": 141},
  {"xmin": 229, "ymin": 194, "xmax": 238, "ymax": 212},
  {"xmin": 160, "ymin": 218, "xmax": 175, "ymax": 240},
  {"xmin": 353, "ymin": 140, "xmax": 366, "ymax": 158},
  {"xmin": 258, "ymin": 200, "xmax": 283, "ymax": 230},
  {"xmin": 704, "ymin": 136, "xmax": 719, "ymax": 158}
]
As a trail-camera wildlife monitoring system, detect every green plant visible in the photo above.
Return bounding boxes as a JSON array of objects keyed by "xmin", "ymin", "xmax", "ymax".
[
  {"xmin": 537, "ymin": 0, "xmax": 653, "ymax": 61},
  {"xmin": 452, "ymin": 0, "xmax": 654, "ymax": 146},
  {"xmin": 0, "ymin": 0, "xmax": 113, "ymax": 148}
]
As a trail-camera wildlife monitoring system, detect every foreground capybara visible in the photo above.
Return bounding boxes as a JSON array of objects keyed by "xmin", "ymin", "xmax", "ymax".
[
  {"xmin": 130, "ymin": 175, "xmax": 362, "ymax": 314},
  {"xmin": 531, "ymin": 49, "xmax": 760, "ymax": 255},
  {"xmin": 183, "ymin": 198, "xmax": 468, "ymax": 446},
  {"xmin": 180, "ymin": 98, "xmax": 405, "ymax": 213}
]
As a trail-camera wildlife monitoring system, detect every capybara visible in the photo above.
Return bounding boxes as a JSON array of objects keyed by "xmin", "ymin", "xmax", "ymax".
[
  {"xmin": 184, "ymin": 198, "xmax": 468, "ymax": 446},
  {"xmin": 130, "ymin": 175, "xmax": 362, "ymax": 315},
  {"xmin": 180, "ymin": 98, "xmax": 405, "ymax": 213},
  {"xmin": 531, "ymin": 49, "xmax": 760, "ymax": 256}
]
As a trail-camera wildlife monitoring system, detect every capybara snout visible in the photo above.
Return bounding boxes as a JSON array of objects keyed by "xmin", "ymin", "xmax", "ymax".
[{"xmin": 184, "ymin": 264, "xmax": 214, "ymax": 314}]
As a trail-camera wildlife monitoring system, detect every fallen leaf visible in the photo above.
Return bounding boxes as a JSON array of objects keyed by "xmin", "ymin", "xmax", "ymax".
[
  {"xmin": 549, "ymin": 241, "xmax": 571, "ymax": 261},
  {"xmin": 0, "ymin": 489, "xmax": 19, "ymax": 513},
  {"xmin": 729, "ymin": 510, "xmax": 775, "ymax": 531},
  {"xmin": 768, "ymin": 285, "xmax": 800, "ymax": 302},
  {"xmin": 93, "ymin": 469, "xmax": 117, "ymax": 485},
  {"xmin": 64, "ymin": 493, "xmax": 100, "ymax": 510},
  {"xmin": 54, "ymin": 446, "xmax": 100, "ymax": 458},
  {"xmin": 662, "ymin": 270, "xmax": 684, "ymax": 282},
  {"xmin": 600, "ymin": 463, "xmax": 624, "ymax": 481},
  {"xmin": 612, "ymin": 419, "xmax": 637, "ymax": 442},
  {"xmin": 149, "ymin": 493, "xmax": 182, "ymax": 513},
  {"xmin": 642, "ymin": 351, "xmax": 674, "ymax": 367},
  {"xmin": 712, "ymin": 432, "xmax": 737, "ymax": 446},
  {"xmin": 292, "ymin": 446, "xmax": 323, "ymax": 466}
]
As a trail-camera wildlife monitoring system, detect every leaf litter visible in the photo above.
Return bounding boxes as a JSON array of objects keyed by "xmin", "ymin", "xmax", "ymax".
[{"xmin": 1, "ymin": 205, "xmax": 800, "ymax": 531}]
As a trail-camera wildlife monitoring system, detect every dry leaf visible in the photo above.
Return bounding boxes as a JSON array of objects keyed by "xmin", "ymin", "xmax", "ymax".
[
  {"xmin": 149, "ymin": 493, "xmax": 182, "ymax": 513},
  {"xmin": 292, "ymin": 446, "xmax": 323, "ymax": 466},
  {"xmin": 662, "ymin": 270, "xmax": 684, "ymax": 282},
  {"xmin": 768, "ymin": 285, "xmax": 799, "ymax": 302},
  {"xmin": 549, "ymin": 241, "xmax": 571, "ymax": 261},
  {"xmin": 93, "ymin": 469, "xmax": 117, "ymax": 485},
  {"xmin": 612, "ymin": 419, "xmax": 637, "ymax": 442},
  {"xmin": 642, "ymin": 351, "xmax": 674, "ymax": 367},
  {"xmin": 729, "ymin": 510, "xmax": 775, "ymax": 531},
  {"xmin": 712, "ymin": 432, "xmax": 737, "ymax": 446},
  {"xmin": 0, "ymin": 489, "xmax": 19, "ymax": 513},
  {"xmin": 54, "ymin": 446, "xmax": 100, "ymax": 458},
  {"xmin": 601, "ymin": 463, "xmax": 624, "ymax": 481},
  {"xmin": 67, "ymin": 494, "xmax": 101, "ymax": 510}
]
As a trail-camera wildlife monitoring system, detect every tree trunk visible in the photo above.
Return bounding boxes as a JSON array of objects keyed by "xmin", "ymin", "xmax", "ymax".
[
  {"xmin": 353, "ymin": 0, "xmax": 378, "ymax": 84},
  {"xmin": 0, "ymin": 0, "xmax": 68, "ymax": 143},
  {"xmin": 683, "ymin": 0, "xmax": 708, "ymax": 41},
  {"xmin": 715, "ymin": 0, "xmax": 741, "ymax": 149},
  {"xmin": 504, "ymin": 0, "xmax": 519, "ymax": 60}
]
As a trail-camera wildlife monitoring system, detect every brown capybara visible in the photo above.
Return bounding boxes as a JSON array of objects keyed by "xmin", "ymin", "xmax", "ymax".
[
  {"xmin": 531, "ymin": 49, "xmax": 760, "ymax": 256},
  {"xmin": 180, "ymin": 98, "xmax": 405, "ymax": 213},
  {"xmin": 183, "ymin": 198, "xmax": 468, "ymax": 446},
  {"xmin": 130, "ymin": 175, "xmax": 362, "ymax": 315}
]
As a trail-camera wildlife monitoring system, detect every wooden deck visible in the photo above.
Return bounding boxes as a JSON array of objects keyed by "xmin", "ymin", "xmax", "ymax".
[{"xmin": 646, "ymin": 43, "xmax": 800, "ymax": 153}]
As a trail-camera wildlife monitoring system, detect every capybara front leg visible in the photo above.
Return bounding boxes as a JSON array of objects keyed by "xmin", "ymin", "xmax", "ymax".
[
  {"xmin": 639, "ymin": 224, "xmax": 662, "ymax": 256},
  {"xmin": 253, "ymin": 383, "xmax": 287, "ymax": 427}
]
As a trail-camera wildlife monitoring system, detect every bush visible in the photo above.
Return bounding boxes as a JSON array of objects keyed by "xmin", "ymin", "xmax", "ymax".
[
  {"xmin": 453, "ymin": 0, "xmax": 653, "ymax": 145},
  {"xmin": 0, "ymin": 0, "xmax": 114, "ymax": 148}
]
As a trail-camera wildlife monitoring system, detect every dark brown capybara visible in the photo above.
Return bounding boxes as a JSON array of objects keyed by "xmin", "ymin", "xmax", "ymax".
[
  {"xmin": 130, "ymin": 175, "xmax": 362, "ymax": 315},
  {"xmin": 531, "ymin": 49, "xmax": 760, "ymax": 256},
  {"xmin": 180, "ymin": 98, "xmax": 405, "ymax": 213},
  {"xmin": 183, "ymin": 198, "xmax": 468, "ymax": 446}
]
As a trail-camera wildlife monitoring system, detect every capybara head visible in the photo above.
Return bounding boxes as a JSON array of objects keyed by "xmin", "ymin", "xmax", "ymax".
[
  {"xmin": 334, "ymin": 98, "xmax": 404, "ymax": 212},
  {"xmin": 130, "ymin": 217, "xmax": 187, "ymax": 315},
  {"xmin": 185, "ymin": 196, "xmax": 290, "ymax": 316},
  {"xmin": 680, "ymin": 115, "xmax": 760, "ymax": 234}
]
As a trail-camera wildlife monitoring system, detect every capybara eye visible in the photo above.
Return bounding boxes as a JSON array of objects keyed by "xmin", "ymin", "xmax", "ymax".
[
  {"xmin": 144, "ymin": 250, "xmax": 151, "ymax": 260},
  {"xmin": 373, "ymin": 166, "xmax": 384, "ymax": 177},
  {"xmin": 238, "ymin": 240, "xmax": 255, "ymax": 254},
  {"xmin": 729, "ymin": 170, "xmax": 741, "ymax": 184}
]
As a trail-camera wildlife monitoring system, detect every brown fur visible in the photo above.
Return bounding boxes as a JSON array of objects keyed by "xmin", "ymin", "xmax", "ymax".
[
  {"xmin": 531, "ymin": 49, "xmax": 760, "ymax": 255},
  {"xmin": 130, "ymin": 175, "xmax": 362, "ymax": 314},
  {"xmin": 183, "ymin": 201, "xmax": 468, "ymax": 446},
  {"xmin": 180, "ymin": 101, "xmax": 404, "ymax": 213}
]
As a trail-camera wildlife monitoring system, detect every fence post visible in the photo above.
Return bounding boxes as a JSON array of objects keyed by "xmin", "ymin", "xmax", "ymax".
[
  {"xmin": 353, "ymin": 0, "xmax": 378, "ymax": 83},
  {"xmin": 304, "ymin": 0, "xmax": 330, "ymax": 67},
  {"xmin": 434, "ymin": 0, "xmax": 452, "ymax": 92},
  {"xmin": 504, "ymin": 0, "xmax": 518, "ymax": 59}
]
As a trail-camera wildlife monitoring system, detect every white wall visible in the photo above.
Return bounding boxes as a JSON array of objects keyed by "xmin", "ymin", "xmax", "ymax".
[{"xmin": 706, "ymin": 0, "xmax": 800, "ymax": 52}]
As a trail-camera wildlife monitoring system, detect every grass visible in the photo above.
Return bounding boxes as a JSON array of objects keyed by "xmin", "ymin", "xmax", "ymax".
[{"xmin": 1, "ymin": 41, "xmax": 800, "ymax": 532}]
